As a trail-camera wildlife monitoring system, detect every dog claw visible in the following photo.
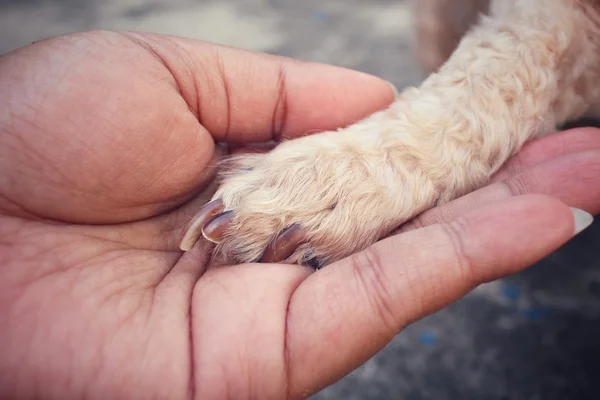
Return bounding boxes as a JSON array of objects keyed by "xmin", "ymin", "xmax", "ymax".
[
  {"xmin": 202, "ymin": 211, "xmax": 234, "ymax": 244},
  {"xmin": 260, "ymin": 224, "xmax": 307, "ymax": 263},
  {"xmin": 179, "ymin": 199, "xmax": 224, "ymax": 251}
]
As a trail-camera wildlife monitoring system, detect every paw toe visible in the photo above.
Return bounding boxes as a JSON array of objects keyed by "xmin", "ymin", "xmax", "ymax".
[
  {"xmin": 179, "ymin": 196, "xmax": 315, "ymax": 266},
  {"xmin": 259, "ymin": 224, "xmax": 308, "ymax": 263},
  {"xmin": 201, "ymin": 210, "xmax": 233, "ymax": 244},
  {"xmin": 179, "ymin": 199, "xmax": 224, "ymax": 251}
]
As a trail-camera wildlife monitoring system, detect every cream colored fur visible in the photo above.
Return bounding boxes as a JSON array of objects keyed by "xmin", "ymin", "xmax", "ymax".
[{"xmin": 208, "ymin": 0, "xmax": 600, "ymax": 266}]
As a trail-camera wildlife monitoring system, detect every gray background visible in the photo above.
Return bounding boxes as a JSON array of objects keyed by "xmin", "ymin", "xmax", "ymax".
[{"xmin": 1, "ymin": 1, "xmax": 599, "ymax": 399}]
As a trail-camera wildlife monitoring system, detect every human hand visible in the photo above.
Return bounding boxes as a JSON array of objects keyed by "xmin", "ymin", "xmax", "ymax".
[{"xmin": 0, "ymin": 31, "xmax": 596, "ymax": 400}]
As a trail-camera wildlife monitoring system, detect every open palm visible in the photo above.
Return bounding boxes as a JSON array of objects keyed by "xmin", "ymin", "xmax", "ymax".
[{"xmin": 0, "ymin": 31, "xmax": 597, "ymax": 400}]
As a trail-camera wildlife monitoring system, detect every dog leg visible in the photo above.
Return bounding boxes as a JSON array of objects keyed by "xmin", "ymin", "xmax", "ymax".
[{"xmin": 180, "ymin": 0, "xmax": 600, "ymax": 267}]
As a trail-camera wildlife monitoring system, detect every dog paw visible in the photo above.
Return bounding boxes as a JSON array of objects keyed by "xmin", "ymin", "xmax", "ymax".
[{"xmin": 179, "ymin": 115, "xmax": 443, "ymax": 267}]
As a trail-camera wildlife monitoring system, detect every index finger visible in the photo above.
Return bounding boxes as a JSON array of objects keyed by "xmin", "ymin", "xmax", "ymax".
[{"xmin": 134, "ymin": 32, "xmax": 397, "ymax": 142}]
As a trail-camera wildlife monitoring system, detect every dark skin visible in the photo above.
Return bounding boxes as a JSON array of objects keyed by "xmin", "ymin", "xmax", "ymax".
[{"xmin": 0, "ymin": 31, "xmax": 599, "ymax": 399}]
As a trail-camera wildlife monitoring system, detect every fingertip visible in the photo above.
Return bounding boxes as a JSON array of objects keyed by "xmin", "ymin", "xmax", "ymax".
[
  {"xmin": 447, "ymin": 194, "xmax": 576, "ymax": 282},
  {"xmin": 385, "ymin": 80, "xmax": 402, "ymax": 99}
]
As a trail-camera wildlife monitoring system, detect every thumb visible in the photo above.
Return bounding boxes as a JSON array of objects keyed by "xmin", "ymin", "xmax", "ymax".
[{"xmin": 285, "ymin": 194, "xmax": 590, "ymax": 396}]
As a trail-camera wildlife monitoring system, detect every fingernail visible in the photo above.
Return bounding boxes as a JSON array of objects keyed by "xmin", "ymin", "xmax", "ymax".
[
  {"xmin": 570, "ymin": 207, "xmax": 594, "ymax": 236},
  {"xmin": 385, "ymin": 80, "xmax": 401, "ymax": 99}
]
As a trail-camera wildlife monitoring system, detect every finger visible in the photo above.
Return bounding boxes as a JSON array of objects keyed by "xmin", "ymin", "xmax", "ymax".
[
  {"xmin": 285, "ymin": 195, "xmax": 580, "ymax": 396},
  {"xmin": 129, "ymin": 32, "xmax": 397, "ymax": 142},
  {"xmin": 400, "ymin": 148, "xmax": 600, "ymax": 231},
  {"xmin": 491, "ymin": 127, "xmax": 600, "ymax": 182}
]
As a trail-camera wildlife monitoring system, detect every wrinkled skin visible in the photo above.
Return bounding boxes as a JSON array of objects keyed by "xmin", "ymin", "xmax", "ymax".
[{"xmin": 0, "ymin": 31, "xmax": 599, "ymax": 400}]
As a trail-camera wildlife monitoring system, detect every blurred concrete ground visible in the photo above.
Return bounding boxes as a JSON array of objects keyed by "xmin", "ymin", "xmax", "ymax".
[
  {"xmin": 0, "ymin": 0, "xmax": 422, "ymax": 86},
  {"xmin": 2, "ymin": 1, "xmax": 600, "ymax": 399}
]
